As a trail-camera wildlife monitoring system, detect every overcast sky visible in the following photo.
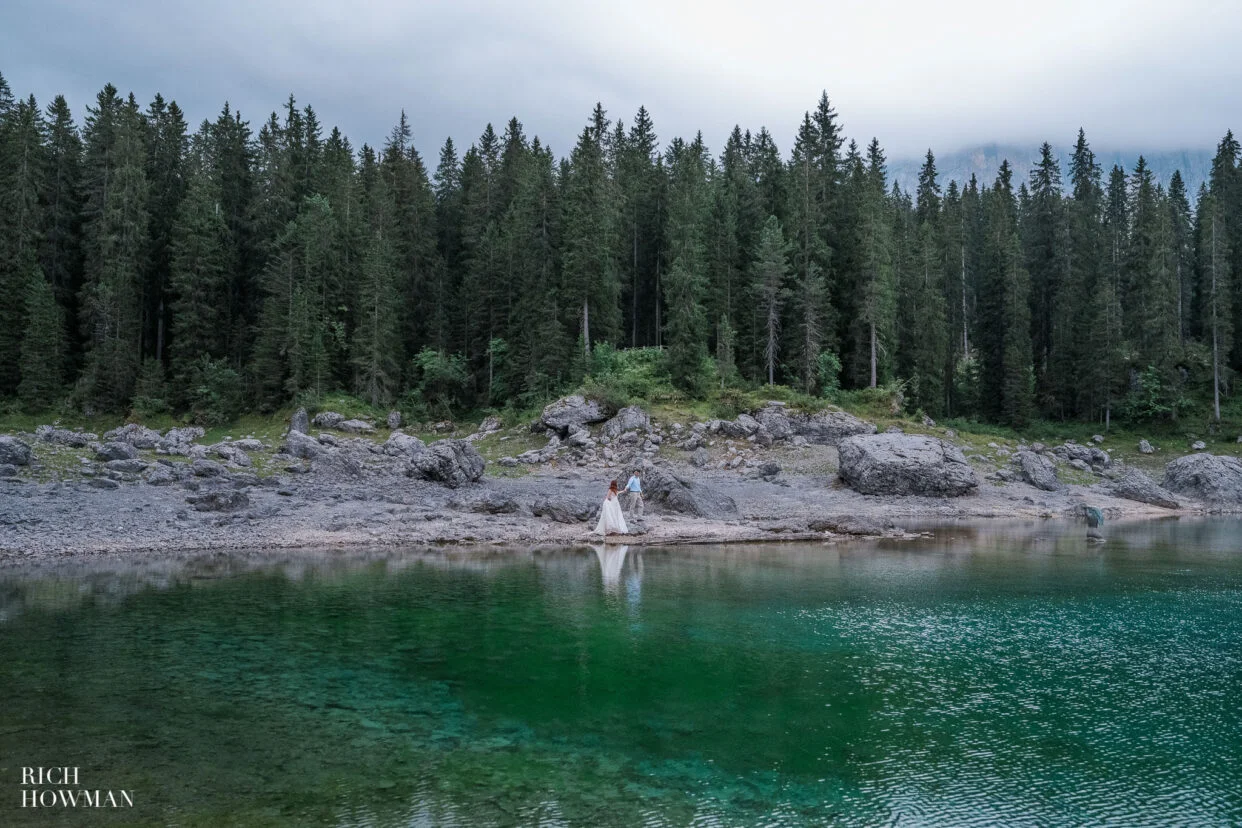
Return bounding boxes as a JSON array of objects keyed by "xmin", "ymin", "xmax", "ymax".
[{"xmin": 3, "ymin": 0, "xmax": 1240, "ymax": 161}]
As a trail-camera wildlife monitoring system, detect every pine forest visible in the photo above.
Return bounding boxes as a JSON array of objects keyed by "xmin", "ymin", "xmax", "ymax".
[{"xmin": 2, "ymin": 71, "xmax": 1241, "ymax": 432}]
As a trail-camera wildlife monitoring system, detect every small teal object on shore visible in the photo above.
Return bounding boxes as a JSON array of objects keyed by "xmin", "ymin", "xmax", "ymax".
[{"xmin": 1085, "ymin": 505, "xmax": 1105, "ymax": 541}]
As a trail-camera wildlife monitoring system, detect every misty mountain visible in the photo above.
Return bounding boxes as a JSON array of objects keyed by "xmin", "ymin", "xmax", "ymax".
[{"xmin": 889, "ymin": 144, "xmax": 1213, "ymax": 200}]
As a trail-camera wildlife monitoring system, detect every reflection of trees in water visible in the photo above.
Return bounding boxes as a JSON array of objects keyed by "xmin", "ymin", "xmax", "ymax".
[{"xmin": 3, "ymin": 518, "xmax": 1242, "ymax": 624}]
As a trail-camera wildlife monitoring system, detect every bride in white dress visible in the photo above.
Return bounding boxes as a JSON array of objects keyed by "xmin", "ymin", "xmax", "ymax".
[{"xmin": 593, "ymin": 480, "xmax": 629, "ymax": 536}]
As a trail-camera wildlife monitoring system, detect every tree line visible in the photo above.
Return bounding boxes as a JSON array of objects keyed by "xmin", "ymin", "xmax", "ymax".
[{"xmin": 1, "ymin": 71, "xmax": 1239, "ymax": 426}]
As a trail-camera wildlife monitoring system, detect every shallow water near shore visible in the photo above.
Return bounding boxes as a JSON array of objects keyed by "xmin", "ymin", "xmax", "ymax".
[{"xmin": 2, "ymin": 520, "xmax": 1241, "ymax": 826}]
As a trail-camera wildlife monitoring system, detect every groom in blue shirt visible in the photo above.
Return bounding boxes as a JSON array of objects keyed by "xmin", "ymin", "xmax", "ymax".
[{"xmin": 624, "ymin": 473, "xmax": 644, "ymax": 518}]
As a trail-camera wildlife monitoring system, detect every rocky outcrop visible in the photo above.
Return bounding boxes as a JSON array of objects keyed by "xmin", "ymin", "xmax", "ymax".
[
  {"xmin": 837, "ymin": 434, "xmax": 978, "ymax": 497},
  {"xmin": 382, "ymin": 431, "xmax": 426, "ymax": 458},
  {"xmin": 517, "ymin": 436, "xmax": 562, "ymax": 464},
  {"xmin": 637, "ymin": 462, "xmax": 738, "ymax": 518},
  {"xmin": 158, "ymin": 427, "xmax": 204, "ymax": 455},
  {"xmin": 191, "ymin": 459, "xmax": 227, "ymax": 477},
  {"xmin": 209, "ymin": 442, "xmax": 252, "ymax": 467},
  {"xmin": 337, "ymin": 419, "xmax": 376, "ymax": 434},
  {"xmin": 539, "ymin": 395, "xmax": 612, "ymax": 437},
  {"xmin": 1162, "ymin": 453, "xmax": 1242, "ymax": 503},
  {"xmin": 753, "ymin": 406, "xmax": 797, "ymax": 441},
  {"xmin": 600, "ymin": 406, "xmax": 650, "ymax": 440},
  {"xmin": 1107, "ymin": 467, "xmax": 1180, "ymax": 509},
  {"xmin": 0, "ymin": 436, "xmax": 33, "ymax": 466},
  {"xmin": 1051, "ymin": 442, "xmax": 1110, "ymax": 470},
  {"xmin": 144, "ymin": 465, "xmax": 177, "ymax": 486},
  {"xmin": 386, "ymin": 410, "xmax": 402, "ymax": 430},
  {"xmin": 311, "ymin": 449, "xmax": 363, "ymax": 478},
  {"xmin": 809, "ymin": 516, "xmax": 886, "ymax": 535},
  {"xmin": 530, "ymin": 495, "xmax": 596, "ymax": 523},
  {"xmin": 795, "ymin": 409, "xmax": 877, "ymax": 446},
  {"xmin": 290, "ymin": 408, "xmax": 310, "ymax": 434},
  {"xmin": 103, "ymin": 423, "xmax": 163, "ymax": 449},
  {"xmin": 1138, "ymin": 439, "xmax": 1155, "ymax": 455},
  {"xmin": 406, "ymin": 439, "xmax": 485, "ymax": 488},
  {"xmin": 104, "ymin": 459, "xmax": 148, "ymax": 474},
  {"xmin": 312, "ymin": 411, "xmax": 344, "ymax": 429},
  {"xmin": 96, "ymin": 442, "xmax": 138, "ymax": 462},
  {"xmin": 282, "ymin": 430, "xmax": 324, "ymax": 460},
  {"xmin": 467, "ymin": 415, "xmax": 503, "ymax": 442},
  {"xmin": 1014, "ymin": 450, "xmax": 1061, "ymax": 491},
  {"xmin": 35, "ymin": 426, "xmax": 97, "ymax": 447}
]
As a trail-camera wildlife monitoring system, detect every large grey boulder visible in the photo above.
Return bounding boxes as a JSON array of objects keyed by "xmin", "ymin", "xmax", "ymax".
[
  {"xmin": 636, "ymin": 461, "xmax": 737, "ymax": 518},
  {"xmin": 337, "ymin": 419, "xmax": 376, "ymax": 434},
  {"xmin": 753, "ymin": 406, "xmax": 797, "ymax": 441},
  {"xmin": 406, "ymin": 439, "xmax": 485, "ymax": 488},
  {"xmin": 96, "ymin": 441, "xmax": 139, "ymax": 462},
  {"xmin": 311, "ymin": 449, "xmax": 363, "ymax": 478},
  {"xmin": 386, "ymin": 410, "xmax": 402, "ymax": 430},
  {"xmin": 837, "ymin": 434, "xmax": 979, "ymax": 497},
  {"xmin": 1014, "ymin": 450, "xmax": 1061, "ymax": 491},
  {"xmin": 796, "ymin": 409, "xmax": 877, "ymax": 446},
  {"xmin": 1162, "ymin": 453, "xmax": 1242, "ymax": 503},
  {"xmin": 282, "ymin": 430, "xmax": 324, "ymax": 460},
  {"xmin": 290, "ymin": 408, "xmax": 310, "ymax": 435},
  {"xmin": 0, "ymin": 436, "xmax": 33, "ymax": 466},
  {"xmin": 1138, "ymin": 439, "xmax": 1155, "ymax": 455},
  {"xmin": 383, "ymin": 431, "xmax": 426, "ymax": 458},
  {"xmin": 1108, "ymin": 467, "xmax": 1180, "ymax": 509},
  {"xmin": 600, "ymin": 406, "xmax": 650, "ymax": 440},
  {"xmin": 539, "ymin": 395, "xmax": 613, "ymax": 437},
  {"xmin": 103, "ymin": 423, "xmax": 163, "ymax": 449}
]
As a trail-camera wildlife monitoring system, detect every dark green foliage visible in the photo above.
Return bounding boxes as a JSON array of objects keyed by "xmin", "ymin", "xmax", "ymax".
[
  {"xmin": 78, "ymin": 89, "xmax": 149, "ymax": 409},
  {"xmin": 168, "ymin": 166, "xmax": 230, "ymax": 392},
  {"xmin": 184, "ymin": 356, "xmax": 246, "ymax": 425},
  {"xmin": 750, "ymin": 216, "xmax": 789, "ymax": 386},
  {"xmin": 411, "ymin": 347, "xmax": 469, "ymax": 419},
  {"xmin": 0, "ymin": 75, "xmax": 1237, "ymax": 431},
  {"xmin": 17, "ymin": 259, "xmax": 66, "ymax": 410}
]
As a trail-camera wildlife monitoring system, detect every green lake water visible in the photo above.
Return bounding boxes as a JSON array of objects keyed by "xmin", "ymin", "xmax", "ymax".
[{"xmin": 1, "ymin": 520, "xmax": 1241, "ymax": 826}]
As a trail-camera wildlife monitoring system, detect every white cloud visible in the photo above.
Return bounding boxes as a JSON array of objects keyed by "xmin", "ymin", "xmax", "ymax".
[{"xmin": 2, "ymin": 0, "xmax": 1239, "ymax": 159}]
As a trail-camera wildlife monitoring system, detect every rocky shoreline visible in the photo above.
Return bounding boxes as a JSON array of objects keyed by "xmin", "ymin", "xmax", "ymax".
[{"xmin": 2, "ymin": 398, "xmax": 1238, "ymax": 559}]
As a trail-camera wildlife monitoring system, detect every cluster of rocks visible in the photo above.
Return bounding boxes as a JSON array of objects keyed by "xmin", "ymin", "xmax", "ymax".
[
  {"xmin": 497, "ymin": 396, "xmax": 876, "ymax": 477},
  {"xmin": 0, "ymin": 435, "xmax": 34, "ymax": 477},
  {"xmin": 281, "ymin": 409, "xmax": 486, "ymax": 488},
  {"xmin": 501, "ymin": 398, "xmax": 662, "ymax": 468},
  {"xmin": 310, "ymin": 411, "xmax": 376, "ymax": 434},
  {"xmin": 695, "ymin": 402, "xmax": 875, "ymax": 450}
]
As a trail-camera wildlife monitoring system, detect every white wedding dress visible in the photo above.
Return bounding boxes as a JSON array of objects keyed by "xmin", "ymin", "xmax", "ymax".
[{"xmin": 593, "ymin": 494, "xmax": 629, "ymax": 536}]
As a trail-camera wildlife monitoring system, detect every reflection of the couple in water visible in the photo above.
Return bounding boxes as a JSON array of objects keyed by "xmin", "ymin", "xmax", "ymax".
[{"xmin": 589, "ymin": 544, "xmax": 643, "ymax": 605}]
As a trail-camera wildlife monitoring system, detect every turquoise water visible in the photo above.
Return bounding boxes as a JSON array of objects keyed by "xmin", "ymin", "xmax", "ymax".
[{"xmin": 2, "ymin": 520, "xmax": 1241, "ymax": 826}]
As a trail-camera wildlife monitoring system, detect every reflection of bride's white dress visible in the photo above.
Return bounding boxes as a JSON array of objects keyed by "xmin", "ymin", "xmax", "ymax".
[
  {"xmin": 592, "ymin": 544, "xmax": 628, "ymax": 591},
  {"xmin": 593, "ymin": 494, "xmax": 628, "ymax": 536}
]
